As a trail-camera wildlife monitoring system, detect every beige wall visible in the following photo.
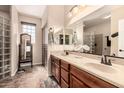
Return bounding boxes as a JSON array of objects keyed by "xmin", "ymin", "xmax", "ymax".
[
  {"xmin": 111, "ymin": 6, "xmax": 124, "ymax": 56},
  {"xmin": 41, "ymin": 6, "xmax": 48, "ymax": 44},
  {"xmin": 47, "ymin": 5, "xmax": 65, "ymax": 51},
  {"xmin": 47, "ymin": 5, "xmax": 70, "ymax": 76},
  {"xmin": 11, "ymin": 6, "xmax": 19, "ymax": 76},
  {"xmin": 41, "ymin": 6, "xmax": 48, "ymax": 28},
  {"xmin": 47, "ymin": 5, "xmax": 75, "ymax": 51},
  {"xmin": 48, "ymin": 5, "xmax": 64, "ymax": 31},
  {"xmin": 19, "ymin": 14, "xmax": 42, "ymax": 65},
  {"xmin": 64, "ymin": 5, "xmax": 74, "ymax": 26}
]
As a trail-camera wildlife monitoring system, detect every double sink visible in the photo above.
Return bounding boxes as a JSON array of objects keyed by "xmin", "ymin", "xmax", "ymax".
[
  {"xmin": 84, "ymin": 63, "xmax": 117, "ymax": 73},
  {"xmin": 62, "ymin": 54, "xmax": 118, "ymax": 74},
  {"xmin": 51, "ymin": 52, "xmax": 124, "ymax": 87}
]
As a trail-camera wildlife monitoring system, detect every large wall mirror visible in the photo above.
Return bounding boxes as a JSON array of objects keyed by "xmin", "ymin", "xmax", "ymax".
[
  {"xmin": 65, "ymin": 5, "xmax": 124, "ymax": 58},
  {"xmin": 83, "ymin": 6, "xmax": 111, "ymax": 56}
]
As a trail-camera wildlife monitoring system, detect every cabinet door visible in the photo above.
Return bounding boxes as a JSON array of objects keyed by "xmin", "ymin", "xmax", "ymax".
[
  {"xmin": 70, "ymin": 74, "xmax": 88, "ymax": 88},
  {"xmin": 51, "ymin": 62, "xmax": 55, "ymax": 77},
  {"xmin": 61, "ymin": 68, "xmax": 69, "ymax": 83},
  {"xmin": 55, "ymin": 63, "xmax": 60, "ymax": 83},
  {"xmin": 61, "ymin": 60, "xmax": 69, "ymax": 71},
  {"xmin": 70, "ymin": 65, "xmax": 116, "ymax": 88},
  {"xmin": 61, "ymin": 78, "xmax": 69, "ymax": 88}
]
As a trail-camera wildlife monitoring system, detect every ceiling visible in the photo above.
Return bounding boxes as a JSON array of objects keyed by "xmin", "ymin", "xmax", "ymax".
[{"xmin": 15, "ymin": 5, "xmax": 46, "ymax": 18}]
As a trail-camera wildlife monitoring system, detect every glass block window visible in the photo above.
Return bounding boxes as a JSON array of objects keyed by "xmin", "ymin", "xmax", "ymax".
[{"xmin": 22, "ymin": 23, "xmax": 36, "ymax": 43}]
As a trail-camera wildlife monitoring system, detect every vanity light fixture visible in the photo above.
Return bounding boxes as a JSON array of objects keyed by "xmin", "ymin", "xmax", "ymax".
[
  {"xmin": 80, "ymin": 4, "xmax": 86, "ymax": 7},
  {"xmin": 68, "ymin": 5, "xmax": 86, "ymax": 18},
  {"xmin": 72, "ymin": 6, "xmax": 79, "ymax": 14},
  {"xmin": 68, "ymin": 5, "xmax": 78, "ymax": 18},
  {"xmin": 68, "ymin": 11, "xmax": 72, "ymax": 17}
]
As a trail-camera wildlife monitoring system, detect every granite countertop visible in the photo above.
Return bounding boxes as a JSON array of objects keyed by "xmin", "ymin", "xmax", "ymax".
[{"xmin": 51, "ymin": 52, "xmax": 124, "ymax": 87}]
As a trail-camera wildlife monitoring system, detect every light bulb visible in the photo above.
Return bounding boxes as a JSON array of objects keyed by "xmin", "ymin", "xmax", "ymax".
[
  {"xmin": 68, "ymin": 12, "xmax": 72, "ymax": 18},
  {"xmin": 72, "ymin": 6, "xmax": 79, "ymax": 14},
  {"xmin": 80, "ymin": 4, "xmax": 86, "ymax": 7}
]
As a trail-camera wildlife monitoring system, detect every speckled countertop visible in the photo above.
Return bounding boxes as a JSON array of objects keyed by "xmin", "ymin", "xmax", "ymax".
[{"xmin": 51, "ymin": 52, "xmax": 124, "ymax": 87}]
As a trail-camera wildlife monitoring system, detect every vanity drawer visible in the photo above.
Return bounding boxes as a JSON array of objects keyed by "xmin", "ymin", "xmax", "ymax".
[
  {"xmin": 54, "ymin": 57, "xmax": 60, "ymax": 65},
  {"xmin": 70, "ymin": 65, "xmax": 117, "ymax": 88},
  {"xmin": 51, "ymin": 62, "xmax": 55, "ymax": 77},
  {"xmin": 61, "ymin": 78, "xmax": 69, "ymax": 88},
  {"xmin": 55, "ymin": 63, "xmax": 60, "ymax": 83},
  {"xmin": 61, "ymin": 67, "xmax": 69, "ymax": 83},
  {"xmin": 61, "ymin": 60, "xmax": 69, "ymax": 71},
  {"xmin": 70, "ymin": 74, "xmax": 89, "ymax": 88},
  {"xmin": 51, "ymin": 55, "xmax": 60, "ymax": 65}
]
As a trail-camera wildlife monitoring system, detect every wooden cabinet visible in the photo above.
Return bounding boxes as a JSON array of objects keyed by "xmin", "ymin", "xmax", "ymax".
[
  {"xmin": 61, "ymin": 78, "xmax": 69, "ymax": 88},
  {"xmin": 70, "ymin": 65, "xmax": 117, "ymax": 88},
  {"xmin": 55, "ymin": 63, "xmax": 60, "ymax": 83},
  {"xmin": 51, "ymin": 55, "xmax": 117, "ymax": 88},
  {"xmin": 60, "ymin": 60, "xmax": 70, "ymax": 88},
  {"xmin": 61, "ymin": 68, "xmax": 69, "ymax": 83},
  {"xmin": 51, "ymin": 62, "xmax": 55, "ymax": 77},
  {"xmin": 51, "ymin": 55, "xmax": 60, "ymax": 84},
  {"xmin": 51, "ymin": 55, "xmax": 55, "ymax": 77},
  {"xmin": 70, "ymin": 74, "xmax": 88, "ymax": 88},
  {"xmin": 61, "ymin": 60, "xmax": 69, "ymax": 71}
]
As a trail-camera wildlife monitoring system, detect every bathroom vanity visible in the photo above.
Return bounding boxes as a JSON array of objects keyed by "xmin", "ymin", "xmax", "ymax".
[
  {"xmin": 51, "ymin": 53, "xmax": 123, "ymax": 88},
  {"xmin": 69, "ymin": 65, "xmax": 116, "ymax": 88},
  {"xmin": 48, "ymin": 5, "xmax": 124, "ymax": 88}
]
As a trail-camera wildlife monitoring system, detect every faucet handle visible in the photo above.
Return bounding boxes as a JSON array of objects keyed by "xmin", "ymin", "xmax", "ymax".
[
  {"xmin": 107, "ymin": 59, "xmax": 112, "ymax": 66},
  {"xmin": 101, "ymin": 57, "xmax": 104, "ymax": 64},
  {"xmin": 104, "ymin": 55, "xmax": 107, "ymax": 64}
]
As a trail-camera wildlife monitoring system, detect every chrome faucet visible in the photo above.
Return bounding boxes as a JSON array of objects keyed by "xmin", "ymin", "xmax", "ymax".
[{"xmin": 101, "ymin": 55, "xmax": 112, "ymax": 66}]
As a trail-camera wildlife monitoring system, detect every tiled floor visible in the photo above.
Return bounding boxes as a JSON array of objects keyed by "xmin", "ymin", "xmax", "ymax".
[{"xmin": 0, "ymin": 65, "xmax": 60, "ymax": 88}]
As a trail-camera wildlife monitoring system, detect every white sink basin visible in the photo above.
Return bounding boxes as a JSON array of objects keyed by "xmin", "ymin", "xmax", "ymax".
[
  {"xmin": 61, "ymin": 54, "xmax": 83, "ymax": 59},
  {"xmin": 69, "ymin": 55, "xmax": 83, "ymax": 58},
  {"xmin": 84, "ymin": 63, "xmax": 117, "ymax": 73}
]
